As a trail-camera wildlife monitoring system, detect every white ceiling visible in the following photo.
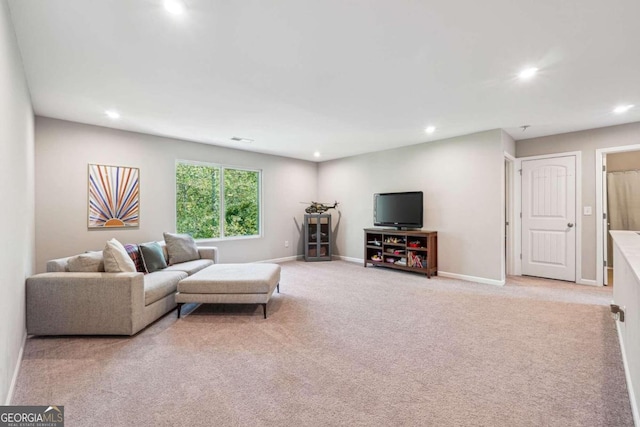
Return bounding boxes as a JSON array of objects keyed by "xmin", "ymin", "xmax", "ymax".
[{"xmin": 8, "ymin": 0, "xmax": 640, "ymax": 162}]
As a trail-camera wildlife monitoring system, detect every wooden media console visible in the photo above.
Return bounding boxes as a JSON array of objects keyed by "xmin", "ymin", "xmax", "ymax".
[{"xmin": 364, "ymin": 228, "xmax": 437, "ymax": 278}]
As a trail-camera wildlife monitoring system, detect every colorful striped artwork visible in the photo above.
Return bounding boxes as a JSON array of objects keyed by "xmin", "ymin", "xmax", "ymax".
[{"xmin": 88, "ymin": 164, "xmax": 140, "ymax": 228}]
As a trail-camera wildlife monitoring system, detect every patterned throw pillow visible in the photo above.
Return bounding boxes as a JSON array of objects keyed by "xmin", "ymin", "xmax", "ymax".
[{"xmin": 124, "ymin": 244, "xmax": 146, "ymax": 273}]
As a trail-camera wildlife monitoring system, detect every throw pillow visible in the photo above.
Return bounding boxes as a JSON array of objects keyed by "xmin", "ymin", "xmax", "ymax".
[
  {"xmin": 103, "ymin": 238, "xmax": 137, "ymax": 273},
  {"xmin": 67, "ymin": 251, "xmax": 105, "ymax": 272},
  {"xmin": 124, "ymin": 244, "xmax": 146, "ymax": 273},
  {"xmin": 139, "ymin": 242, "xmax": 168, "ymax": 273},
  {"xmin": 163, "ymin": 232, "xmax": 199, "ymax": 265}
]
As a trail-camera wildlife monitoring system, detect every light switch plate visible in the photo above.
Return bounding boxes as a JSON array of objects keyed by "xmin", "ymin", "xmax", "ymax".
[{"xmin": 583, "ymin": 206, "xmax": 592, "ymax": 215}]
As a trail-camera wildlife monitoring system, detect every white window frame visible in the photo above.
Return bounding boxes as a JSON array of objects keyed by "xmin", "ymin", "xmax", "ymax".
[{"xmin": 175, "ymin": 159, "xmax": 263, "ymax": 241}]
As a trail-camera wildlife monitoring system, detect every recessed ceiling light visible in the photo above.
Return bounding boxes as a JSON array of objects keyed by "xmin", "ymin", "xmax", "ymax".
[
  {"xmin": 313, "ymin": 151, "xmax": 321, "ymax": 158},
  {"xmin": 518, "ymin": 67, "xmax": 538, "ymax": 80},
  {"xmin": 105, "ymin": 110, "xmax": 120, "ymax": 120},
  {"xmin": 613, "ymin": 104, "xmax": 635, "ymax": 114},
  {"xmin": 230, "ymin": 137, "xmax": 254, "ymax": 143},
  {"xmin": 164, "ymin": 0, "xmax": 185, "ymax": 15},
  {"xmin": 425, "ymin": 126, "xmax": 436, "ymax": 134}
]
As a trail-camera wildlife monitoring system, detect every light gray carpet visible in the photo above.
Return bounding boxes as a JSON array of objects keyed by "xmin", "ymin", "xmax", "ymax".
[{"xmin": 12, "ymin": 261, "xmax": 633, "ymax": 426}]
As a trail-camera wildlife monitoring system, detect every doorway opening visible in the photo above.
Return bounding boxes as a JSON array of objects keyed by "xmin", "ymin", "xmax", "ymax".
[
  {"xmin": 504, "ymin": 154, "xmax": 515, "ymax": 279},
  {"xmin": 597, "ymin": 146, "xmax": 640, "ymax": 286}
]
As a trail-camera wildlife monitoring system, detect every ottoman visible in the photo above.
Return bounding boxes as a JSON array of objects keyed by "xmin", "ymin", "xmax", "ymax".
[{"xmin": 176, "ymin": 263, "xmax": 281, "ymax": 319}]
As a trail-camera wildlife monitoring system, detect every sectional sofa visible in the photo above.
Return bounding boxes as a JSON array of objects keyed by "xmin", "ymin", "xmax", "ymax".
[{"xmin": 26, "ymin": 243, "xmax": 218, "ymax": 336}]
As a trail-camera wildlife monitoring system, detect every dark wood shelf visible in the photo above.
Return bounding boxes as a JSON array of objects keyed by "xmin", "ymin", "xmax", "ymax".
[{"xmin": 364, "ymin": 228, "xmax": 437, "ymax": 278}]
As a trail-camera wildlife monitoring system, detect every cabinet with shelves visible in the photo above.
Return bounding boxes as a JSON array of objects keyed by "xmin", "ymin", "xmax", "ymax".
[
  {"xmin": 305, "ymin": 214, "xmax": 332, "ymax": 261},
  {"xmin": 364, "ymin": 228, "xmax": 437, "ymax": 277}
]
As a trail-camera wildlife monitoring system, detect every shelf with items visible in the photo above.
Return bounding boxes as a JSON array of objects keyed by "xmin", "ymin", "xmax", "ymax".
[
  {"xmin": 383, "ymin": 235, "xmax": 406, "ymax": 245},
  {"xmin": 363, "ymin": 228, "xmax": 437, "ymax": 277},
  {"xmin": 384, "ymin": 247, "xmax": 406, "ymax": 255},
  {"xmin": 366, "ymin": 234, "xmax": 383, "ymax": 248},
  {"xmin": 407, "ymin": 251, "xmax": 426, "ymax": 269}
]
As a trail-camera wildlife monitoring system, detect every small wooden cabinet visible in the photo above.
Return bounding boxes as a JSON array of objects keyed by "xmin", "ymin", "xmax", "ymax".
[
  {"xmin": 305, "ymin": 214, "xmax": 332, "ymax": 261},
  {"xmin": 364, "ymin": 228, "xmax": 437, "ymax": 277}
]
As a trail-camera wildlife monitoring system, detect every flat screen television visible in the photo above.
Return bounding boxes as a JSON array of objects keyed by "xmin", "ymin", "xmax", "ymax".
[{"xmin": 373, "ymin": 191, "xmax": 423, "ymax": 229}]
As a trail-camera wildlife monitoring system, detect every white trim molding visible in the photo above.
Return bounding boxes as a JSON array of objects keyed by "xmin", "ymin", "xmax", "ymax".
[
  {"xmin": 333, "ymin": 255, "xmax": 364, "ymax": 264},
  {"xmin": 5, "ymin": 333, "xmax": 26, "ymax": 405},
  {"xmin": 336, "ymin": 256, "xmax": 506, "ymax": 285},
  {"xmin": 437, "ymin": 271, "xmax": 505, "ymax": 286},
  {"xmin": 617, "ymin": 321, "xmax": 640, "ymax": 426},
  {"xmin": 258, "ymin": 255, "xmax": 302, "ymax": 263},
  {"xmin": 503, "ymin": 152, "xmax": 516, "ymax": 279}
]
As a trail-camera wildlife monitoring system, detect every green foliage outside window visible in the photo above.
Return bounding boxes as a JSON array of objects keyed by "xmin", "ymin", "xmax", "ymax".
[
  {"xmin": 224, "ymin": 169, "xmax": 260, "ymax": 237},
  {"xmin": 176, "ymin": 163, "xmax": 260, "ymax": 239}
]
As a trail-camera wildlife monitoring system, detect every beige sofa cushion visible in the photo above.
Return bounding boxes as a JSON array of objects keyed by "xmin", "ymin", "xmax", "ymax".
[
  {"xmin": 103, "ymin": 238, "xmax": 136, "ymax": 273},
  {"xmin": 164, "ymin": 259, "xmax": 213, "ymax": 275},
  {"xmin": 67, "ymin": 251, "xmax": 105, "ymax": 272},
  {"xmin": 144, "ymin": 271, "xmax": 187, "ymax": 306}
]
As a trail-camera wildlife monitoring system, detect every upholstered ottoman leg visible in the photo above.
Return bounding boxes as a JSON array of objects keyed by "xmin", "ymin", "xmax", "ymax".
[{"xmin": 177, "ymin": 303, "xmax": 183, "ymax": 318}]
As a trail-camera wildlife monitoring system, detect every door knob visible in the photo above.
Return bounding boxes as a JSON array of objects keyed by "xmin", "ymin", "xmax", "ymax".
[{"xmin": 567, "ymin": 223, "xmax": 574, "ymax": 228}]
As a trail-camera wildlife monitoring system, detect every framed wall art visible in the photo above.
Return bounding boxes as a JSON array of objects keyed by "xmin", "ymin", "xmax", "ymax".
[{"xmin": 88, "ymin": 164, "xmax": 140, "ymax": 228}]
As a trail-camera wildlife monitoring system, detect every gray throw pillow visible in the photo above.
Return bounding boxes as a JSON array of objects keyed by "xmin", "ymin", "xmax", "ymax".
[
  {"xmin": 139, "ymin": 242, "xmax": 168, "ymax": 273},
  {"xmin": 68, "ymin": 251, "xmax": 105, "ymax": 272},
  {"xmin": 163, "ymin": 232, "xmax": 199, "ymax": 265},
  {"xmin": 103, "ymin": 238, "xmax": 137, "ymax": 273}
]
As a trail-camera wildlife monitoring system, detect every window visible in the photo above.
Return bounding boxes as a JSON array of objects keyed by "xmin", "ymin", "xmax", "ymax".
[{"xmin": 176, "ymin": 162, "xmax": 260, "ymax": 239}]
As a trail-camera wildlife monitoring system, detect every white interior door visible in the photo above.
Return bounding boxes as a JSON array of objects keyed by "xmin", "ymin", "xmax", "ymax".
[{"xmin": 522, "ymin": 156, "xmax": 576, "ymax": 281}]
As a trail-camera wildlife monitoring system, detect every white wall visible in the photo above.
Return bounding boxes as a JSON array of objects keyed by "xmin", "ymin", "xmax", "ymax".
[
  {"xmin": 502, "ymin": 130, "xmax": 516, "ymax": 157},
  {"xmin": 0, "ymin": 0, "xmax": 34, "ymax": 404},
  {"xmin": 35, "ymin": 117, "xmax": 317, "ymax": 272},
  {"xmin": 317, "ymin": 129, "xmax": 505, "ymax": 283},
  {"xmin": 517, "ymin": 122, "xmax": 640, "ymax": 280}
]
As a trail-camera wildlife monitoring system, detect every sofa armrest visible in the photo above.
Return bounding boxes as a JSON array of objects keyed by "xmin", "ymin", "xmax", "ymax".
[
  {"xmin": 198, "ymin": 246, "xmax": 218, "ymax": 264},
  {"xmin": 26, "ymin": 272, "xmax": 146, "ymax": 336}
]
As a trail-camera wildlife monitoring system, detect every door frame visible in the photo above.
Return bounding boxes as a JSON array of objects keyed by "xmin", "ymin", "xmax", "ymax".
[
  {"xmin": 504, "ymin": 153, "xmax": 516, "ymax": 278},
  {"xmin": 515, "ymin": 151, "xmax": 584, "ymax": 284},
  {"xmin": 595, "ymin": 144, "xmax": 640, "ymax": 286}
]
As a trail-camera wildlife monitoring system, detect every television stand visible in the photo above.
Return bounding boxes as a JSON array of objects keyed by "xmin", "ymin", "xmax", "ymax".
[{"xmin": 364, "ymin": 228, "xmax": 437, "ymax": 278}]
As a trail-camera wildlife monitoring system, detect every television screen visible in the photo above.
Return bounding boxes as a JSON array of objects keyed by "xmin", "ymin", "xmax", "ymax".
[{"xmin": 373, "ymin": 191, "xmax": 423, "ymax": 229}]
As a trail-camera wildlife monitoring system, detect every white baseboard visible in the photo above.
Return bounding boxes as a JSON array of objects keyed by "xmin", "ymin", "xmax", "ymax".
[
  {"xmin": 332, "ymin": 255, "xmax": 364, "ymax": 264},
  {"xmin": 616, "ymin": 321, "xmax": 640, "ymax": 426},
  {"xmin": 576, "ymin": 278, "xmax": 599, "ymax": 286},
  {"xmin": 258, "ymin": 255, "xmax": 302, "ymax": 264},
  {"xmin": 332, "ymin": 259, "xmax": 505, "ymax": 286},
  {"xmin": 5, "ymin": 332, "xmax": 26, "ymax": 405},
  {"xmin": 437, "ymin": 271, "xmax": 506, "ymax": 286}
]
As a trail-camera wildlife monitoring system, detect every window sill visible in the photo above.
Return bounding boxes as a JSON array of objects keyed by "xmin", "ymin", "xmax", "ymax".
[{"xmin": 195, "ymin": 234, "xmax": 262, "ymax": 245}]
